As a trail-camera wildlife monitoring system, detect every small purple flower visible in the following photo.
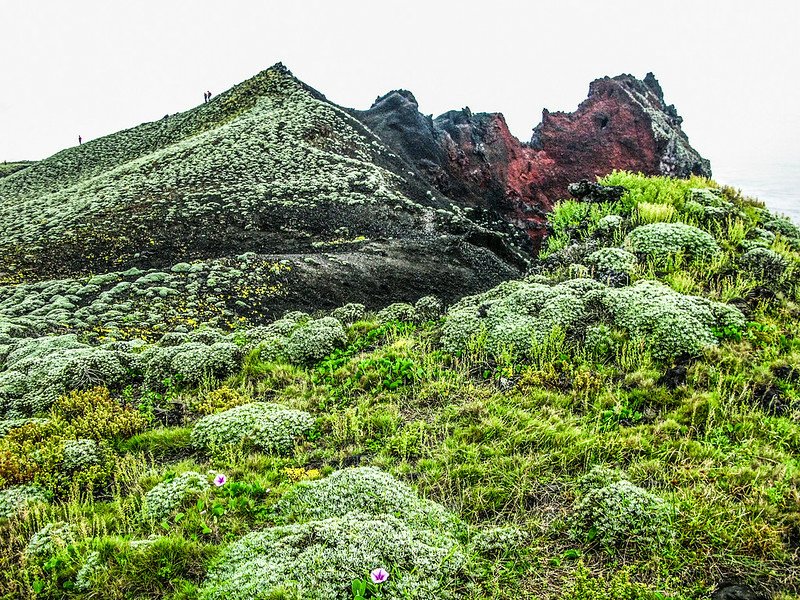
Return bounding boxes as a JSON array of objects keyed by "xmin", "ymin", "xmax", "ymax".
[
  {"xmin": 370, "ymin": 568, "xmax": 389, "ymax": 584},
  {"xmin": 213, "ymin": 474, "xmax": 227, "ymax": 487}
]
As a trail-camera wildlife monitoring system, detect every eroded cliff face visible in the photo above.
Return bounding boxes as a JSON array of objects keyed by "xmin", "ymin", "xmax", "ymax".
[{"xmin": 356, "ymin": 72, "xmax": 710, "ymax": 248}]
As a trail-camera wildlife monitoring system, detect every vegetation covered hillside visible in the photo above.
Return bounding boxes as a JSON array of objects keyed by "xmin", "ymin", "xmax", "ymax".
[
  {"xmin": 0, "ymin": 172, "xmax": 798, "ymax": 599},
  {"xmin": 0, "ymin": 64, "xmax": 525, "ymax": 309}
]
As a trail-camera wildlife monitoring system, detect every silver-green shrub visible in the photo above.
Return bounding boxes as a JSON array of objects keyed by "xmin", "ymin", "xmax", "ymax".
[
  {"xmin": 376, "ymin": 303, "xmax": 417, "ymax": 324},
  {"xmin": 143, "ymin": 471, "xmax": 210, "ymax": 521},
  {"xmin": 764, "ymin": 217, "xmax": 800, "ymax": 241},
  {"xmin": 572, "ymin": 480, "xmax": 675, "ymax": 551},
  {"xmin": 25, "ymin": 521, "xmax": 75, "ymax": 557},
  {"xmin": 0, "ymin": 336, "xmax": 134, "ymax": 417},
  {"xmin": 62, "ymin": 439, "xmax": 102, "ymax": 472},
  {"xmin": 600, "ymin": 280, "xmax": 746, "ymax": 359},
  {"xmin": 596, "ymin": 214, "xmax": 624, "ymax": 233},
  {"xmin": 201, "ymin": 512, "xmax": 466, "ymax": 600},
  {"xmin": 741, "ymin": 247, "xmax": 788, "ymax": 280},
  {"xmin": 684, "ymin": 188, "xmax": 737, "ymax": 220},
  {"xmin": 625, "ymin": 222, "xmax": 719, "ymax": 261},
  {"xmin": 414, "ymin": 296, "xmax": 443, "ymax": 321},
  {"xmin": 469, "ymin": 526, "xmax": 528, "ymax": 556},
  {"xmin": 74, "ymin": 550, "xmax": 102, "ymax": 591},
  {"xmin": 284, "ymin": 317, "xmax": 346, "ymax": 364},
  {"xmin": 273, "ymin": 467, "xmax": 459, "ymax": 531},
  {"xmin": 441, "ymin": 278, "xmax": 744, "ymax": 361},
  {"xmin": 0, "ymin": 484, "xmax": 47, "ymax": 519},
  {"xmin": 331, "ymin": 303, "xmax": 366, "ymax": 325},
  {"xmin": 142, "ymin": 341, "xmax": 241, "ymax": 388},
  {"xmin": 575, "ymin": 465, "xmax": 625, "ymax": 495},
  {"xmin": 441, "ymin": 279, "xmax": 603, "ymax": 357},
  {"xmin": 586, "ymin": 247, "xmax": 637, "ymax": 274},
  {"xmin": 191, "ymin": 402, "xmax": 314, "ymax": 454}
]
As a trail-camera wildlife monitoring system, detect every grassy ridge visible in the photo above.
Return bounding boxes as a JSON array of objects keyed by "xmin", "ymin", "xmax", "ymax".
[
  {"xmin": 0, "ymin": 161, "xmax": 34, "ymax": 178},
  {"xmin": 0, "ymin": 172, "xmax": 798, "ymax": 599}
]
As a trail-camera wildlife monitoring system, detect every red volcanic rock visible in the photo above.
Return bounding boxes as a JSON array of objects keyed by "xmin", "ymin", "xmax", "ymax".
[
  {"xmin": 529, "ymin": 72, "xmax": 710, "ymax": 202},
  {"xmin": 355, "ymin": 73, "xmax": 709, "ymax": 249}
]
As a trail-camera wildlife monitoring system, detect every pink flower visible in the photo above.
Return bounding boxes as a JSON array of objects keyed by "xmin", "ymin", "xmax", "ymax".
[
  {"xmin": 213, "ymin": 474, "xmax": 227, "ymax": 487},
  {"xmin": 370, "ymin": 568, "xmax": 389, "ymax": 584}
]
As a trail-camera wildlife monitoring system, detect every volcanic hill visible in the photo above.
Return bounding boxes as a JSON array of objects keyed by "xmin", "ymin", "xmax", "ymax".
[{"xmin": 0, "ymin": 64, "xmax": 707, "ymax": 321}]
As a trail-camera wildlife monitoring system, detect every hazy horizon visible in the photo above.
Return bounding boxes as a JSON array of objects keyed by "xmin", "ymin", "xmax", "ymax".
[{"xmin": 2, "ymin": 0, "xmax": 798, "ymax": 219}]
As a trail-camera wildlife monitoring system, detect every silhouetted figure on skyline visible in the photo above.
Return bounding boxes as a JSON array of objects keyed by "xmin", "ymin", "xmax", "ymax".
[
  {"xmin": 203, "ymin": 92, "xmax": 208, "ymax": 103},
  {"xmin": 206, "ymin": 90, "xmax": 212, "ymax": 101},
  {"xmin": 78, "ymin": 135, "xmax": 82, "ymax": 145}
]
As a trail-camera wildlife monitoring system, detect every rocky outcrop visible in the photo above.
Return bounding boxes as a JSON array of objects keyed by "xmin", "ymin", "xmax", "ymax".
[
  {"xmin": 530, "ymin": 72, "xmax": 711, "ymax": 189},
  {"xmin": 356, "ymin": 72, "xmax": 710, "ymax": 248}
]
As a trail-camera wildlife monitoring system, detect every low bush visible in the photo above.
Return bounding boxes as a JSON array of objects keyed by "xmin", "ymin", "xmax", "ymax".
[
  {"xmin": 201, "ymin": 512, "xmax": 466, "ymax": 600},
  {"xmin": 586, "ymin": 247, "xmax": 637, "ymax": 274},
  {"xmin": 441, "ymin": 278, "xmax": 744, "ymax": 361},
  {"xmin": 376, "ymin": 303, "xmax": 417, "ymax": 324},
  {"xmin": 191, "ymin": 402, "xmax": 315, "ymax": 454},
  {"xmin": 284, "ymin": 317, "xmax": 347, "ymax": 365},
  {"xmin": 741, "ymin": 247, "xmax": 788, "ymax": 280},
  {"xmin": 25, "ymin": 521, "xmax": 75, "ymax": 558},
  {"xmin": 625, "ymin": 222, "xmax": 719, "ymax": 261},
  {"xmin": 53, "ymin": 387, "xmax": 148, "ymax": 441},
  {"xmin": 0, "ymin": 484, "xmax": 47, "ymax": 519},
  {"xmin": 273, "ymin": 467, "xmax": 459, "ymax": 530},
  {"xmin": 143, "ymin": 471, "xmax": 210, "ymax": 521},
  {"xmin": 572, "ymin": 479, "xmax": 675, "ymax": 553}
]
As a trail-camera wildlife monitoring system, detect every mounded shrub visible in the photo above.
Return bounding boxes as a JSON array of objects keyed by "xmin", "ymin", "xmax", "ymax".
[
  {"xmin": 273, "ymin": 467, "xmax": 458, "ymax": 530},
  {"xmin": 0, "ymin": 336, "xmax": 135, "ymax": 418},
  {"xmin": 600, "ymin": 280, "xmax": 746, "ymax": 359},
  {"xmin": 53, "ymin": 388, "xmax": 148, "ymax": 441},
  {"xmin": 201, "ymin": 512, "xmax": 465, "ymax": 600},
  {"xmin": 625, "ymin": 222, "xmax": 719, "ymax": 261},
  {"xmin": 586, "ymin": 247, "xmax": 637, "ymax": 274},
  {"xmin": 764, "ymin": 217, "xmax": 800, "ymax": 242},
  {"xmin": 202, "ymin": 467, "xmax": 466, "ymax": 600},
  {"xmin": 441, "ymin": 278, "xmax": 745, "ymax": 361},
  {"xmin": 191, "ymin": 402, "xmax": 314, "ymax": 454},
  {"xmin": 572, "ymin": 480, "xmax": 675, "ymax": 551},
  {"xmin": 284, "ymin": 317, "xmax": 346, "ymax": 365},
  {"xmin": 441, "ymin": 278, "xmax": 602, "ymax": 358},
  {"xmin": 0, "ymin": 484, "xmax": 47, "ymax": 519},
  {"xmin": 414, "ymin": 296, "xmax": 443, "ymax": 321},
  {"xmin": 469, "ymin": 526, "xmax": 528, "ymax": 557},
  {"xmin": 61, "ymin": 439, "xmax": 102, "ymax": 472},
  {"xmin": 142, "ymin": 341, "xmax": 241, "ymax": 389},
  {"xmin": 25, "ymin": 521, "xmax": 75, "ymax": 557},
  {"xmin": 143, "ymin": 471, "xmax": 209, "ymax": 521},
  {"xmin": 596, "ymin": 214, "xmax": 624, "ymax": 233},
  {"xmin": 331, "ymin": 303, "xmax": 366, "ymax": 325},
  {"xmin": 741, "ymin": 247, "xmax": 788, "ymax": 280},
  {"xmin": 376, "ymin": 303, "xmax": 417, "ymax": 324}
]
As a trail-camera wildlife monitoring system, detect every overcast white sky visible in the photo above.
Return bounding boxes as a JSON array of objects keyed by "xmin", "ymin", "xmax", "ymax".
[{"xmin": 2, "ymin": 0, "xmax": 799, "ymax": 185}]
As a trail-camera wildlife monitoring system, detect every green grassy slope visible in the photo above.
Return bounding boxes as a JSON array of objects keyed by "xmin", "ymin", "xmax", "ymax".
[
  {"xmin": 0, "ymin": 172, "xmax": 798, "ymax": 599},
  {"xmin": 0, "ymin": 161, "xmax": 34, "ymax": 178}
]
